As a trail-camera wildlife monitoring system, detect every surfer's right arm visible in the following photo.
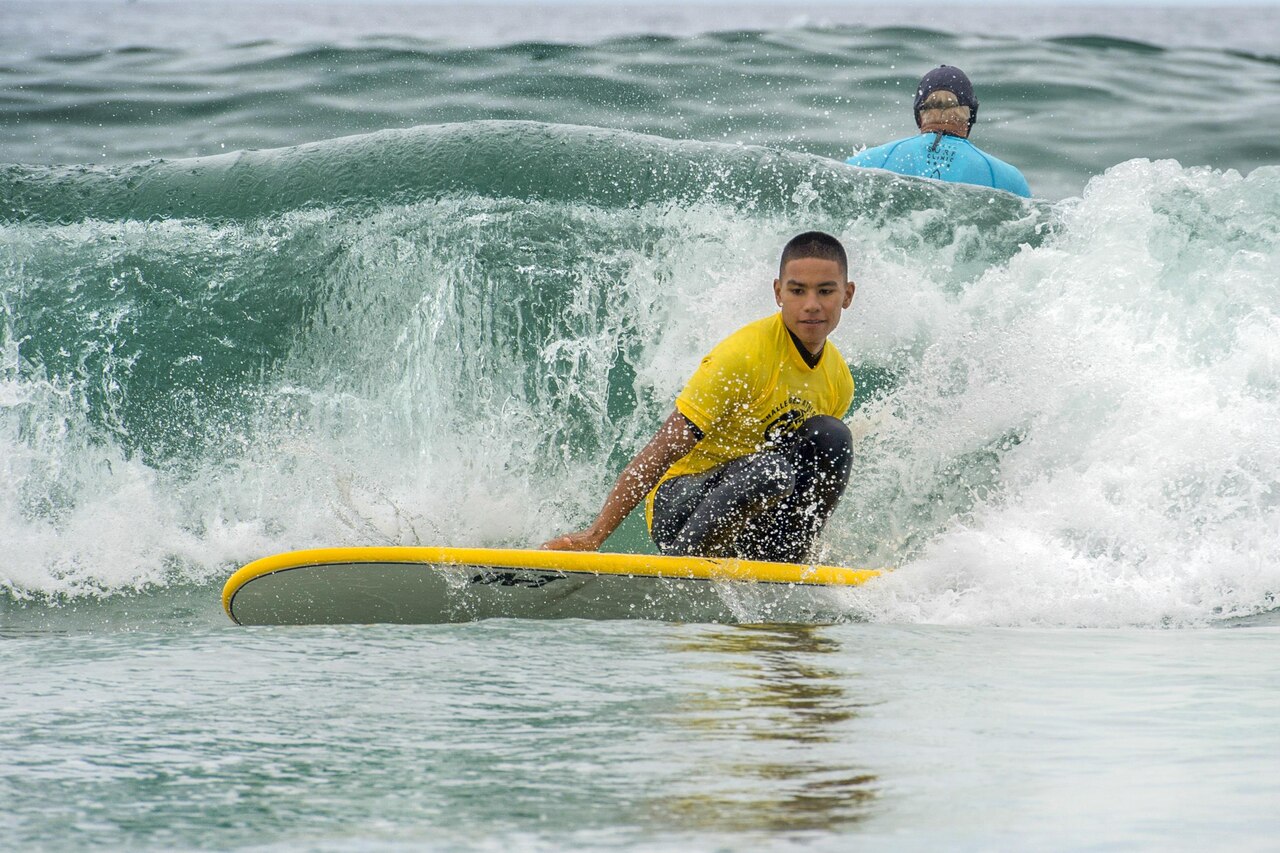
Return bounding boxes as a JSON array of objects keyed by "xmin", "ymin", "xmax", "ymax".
[{"xmin": 541, "ymin": 410, "xmax": 700, "ymax": 551}]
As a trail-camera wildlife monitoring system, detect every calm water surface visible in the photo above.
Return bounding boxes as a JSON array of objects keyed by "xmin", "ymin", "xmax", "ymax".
[{"xmin": 5, "ymin": 615, "xmax": 1279, "ymax": 850}]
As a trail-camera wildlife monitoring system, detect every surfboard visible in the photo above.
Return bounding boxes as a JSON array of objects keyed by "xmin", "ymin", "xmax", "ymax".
[{"xmin": 222, "ymin": 546, "xmax": 883, "ymax": 625}]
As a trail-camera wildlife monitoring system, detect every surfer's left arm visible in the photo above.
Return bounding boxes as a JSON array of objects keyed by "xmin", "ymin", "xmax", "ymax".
[{"xmin": 541, "ymin": 410, "xmax": 700, "ymax": 551}]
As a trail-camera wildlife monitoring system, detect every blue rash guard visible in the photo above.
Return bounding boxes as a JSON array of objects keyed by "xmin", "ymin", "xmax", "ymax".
[{"xmin": 847, "ymin": 132, "xmax": 1031, "ymax": 198}]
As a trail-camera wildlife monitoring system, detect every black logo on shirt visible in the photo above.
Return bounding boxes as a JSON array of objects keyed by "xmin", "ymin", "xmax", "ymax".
[{"xmin": 763, "ymin": 397, "xmax": 815, "ymax": 448}]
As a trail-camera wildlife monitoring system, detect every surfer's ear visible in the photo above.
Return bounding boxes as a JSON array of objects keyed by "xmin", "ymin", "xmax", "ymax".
[{"xmin": 773, "ymin": 278, "xmax": 783, "ymax": 306}]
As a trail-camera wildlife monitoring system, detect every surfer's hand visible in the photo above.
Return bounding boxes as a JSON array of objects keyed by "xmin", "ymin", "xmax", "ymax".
[{"xmin": 541, "ymin": 530, "xmax": 604, "ymax": 551}]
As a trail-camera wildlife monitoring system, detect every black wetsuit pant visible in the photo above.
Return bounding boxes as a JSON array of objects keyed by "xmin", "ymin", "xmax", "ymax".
[{"xmin": 650, "ymin": 415, "xmax": 853, "ymax": 564}]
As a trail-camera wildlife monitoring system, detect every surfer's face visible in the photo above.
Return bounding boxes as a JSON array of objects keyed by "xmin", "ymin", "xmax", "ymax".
[{"xmin": 773, "ymin": 257, "xmax": 854, "ymax": 355}]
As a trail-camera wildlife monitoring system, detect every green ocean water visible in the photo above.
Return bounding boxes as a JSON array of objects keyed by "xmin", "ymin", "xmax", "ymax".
[{"xmin": 3, "ymin": 1, "xmax": 1280, "ymax": 848}]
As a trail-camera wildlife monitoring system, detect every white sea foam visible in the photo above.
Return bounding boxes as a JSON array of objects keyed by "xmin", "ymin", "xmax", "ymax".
[
  {"xmin": 840, "ymin": 160, "xmax": 1280, "ymax": 626},
  {"xmin": 2, "ymin": 159, "xmax": 1277, "ymax": 624}
]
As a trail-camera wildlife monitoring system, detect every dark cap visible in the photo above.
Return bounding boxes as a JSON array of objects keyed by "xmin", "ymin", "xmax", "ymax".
[{"xmin": 914, "ymin": 65, "xmax": 979, "ymax": 130}]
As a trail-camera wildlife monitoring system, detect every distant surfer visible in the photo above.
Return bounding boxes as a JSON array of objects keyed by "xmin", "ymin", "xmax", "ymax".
[
  {"xmin": 847, "ymin": 65, "xmax": 1032, "ymax": 198},
  {"xmin": 543, "ymin": 232, "xmax": 856, "ymax": 563}
]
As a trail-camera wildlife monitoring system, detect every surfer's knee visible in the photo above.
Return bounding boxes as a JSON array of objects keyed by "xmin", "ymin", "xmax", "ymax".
[
  {"xmin": 796, "ymin": 416, "xmax": 852, "ymax": 467},
  {"xmin": 799, "ymin": 414, "xmax": 851, "ymax": 447}
]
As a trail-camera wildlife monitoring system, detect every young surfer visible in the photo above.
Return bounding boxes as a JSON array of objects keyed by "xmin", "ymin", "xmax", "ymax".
[
  {"xmin": 543, "ymin": 231, "xmax": 856, "ymax": 564},
  {"xmin": 847, "ymin": 65, "xmax": 1032, "ymax": 198}
]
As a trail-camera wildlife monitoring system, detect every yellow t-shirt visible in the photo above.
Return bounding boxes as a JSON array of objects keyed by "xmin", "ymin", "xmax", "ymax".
[{"xmin": 645, "ymin": 312, "xmax": 854, "ymax": 528}]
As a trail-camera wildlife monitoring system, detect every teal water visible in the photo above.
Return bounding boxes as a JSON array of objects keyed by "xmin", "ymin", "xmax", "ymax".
[
  {"xmin": 3, "ymin": 1, "xmax": 1280, "ymax": 848},
  {"xmin": 6, "ymin": 3, "xmax": 1280, "ymax": 199}
]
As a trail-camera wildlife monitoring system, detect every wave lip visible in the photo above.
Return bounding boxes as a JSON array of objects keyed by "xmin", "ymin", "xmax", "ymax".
[{"xmin": 0, "ymin": 119, "xmax": 1042, "ymax": 227}]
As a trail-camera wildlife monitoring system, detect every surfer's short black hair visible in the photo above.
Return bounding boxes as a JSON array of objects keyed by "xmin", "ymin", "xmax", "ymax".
[{"xmin": 779, "ymin": 231, "xmax": 848, "ymax": 279}]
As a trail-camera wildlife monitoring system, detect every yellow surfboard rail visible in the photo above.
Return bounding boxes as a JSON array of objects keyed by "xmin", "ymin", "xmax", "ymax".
[{"xmin": 222, "ymin": 546, "xmax": 884, "ymax": 621}]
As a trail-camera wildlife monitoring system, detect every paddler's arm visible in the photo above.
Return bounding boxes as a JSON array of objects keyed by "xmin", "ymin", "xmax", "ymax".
[{"xmin": 541, "ymin": 410, "xmax": 701, "ymax": 551}]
